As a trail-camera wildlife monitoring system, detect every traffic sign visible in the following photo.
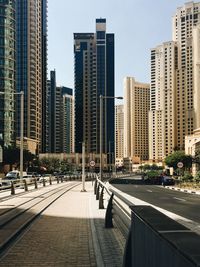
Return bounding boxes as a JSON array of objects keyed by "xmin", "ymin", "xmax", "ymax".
[
  {"xmin": 90, "ymin": 160, "xmax": 95, "ymax": 167},
  {"xmin": 177, "ymin": 162, "xmax": 184, "ymax": 168}
]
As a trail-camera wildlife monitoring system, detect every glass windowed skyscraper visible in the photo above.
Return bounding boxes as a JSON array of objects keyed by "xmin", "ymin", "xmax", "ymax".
[
  {"xmin": 74, "ymin": 19, "xmax": 115, "ymax": 156},
  {"xmin": 0, "ymin": 0, "xmax": 16, "ymax": 148},
  {"xmin": 16, "ymin": 0, "xmax": 47, "ymax": 152}
]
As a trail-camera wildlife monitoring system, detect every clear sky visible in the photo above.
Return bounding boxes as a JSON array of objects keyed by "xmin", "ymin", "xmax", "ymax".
[{"xmin": 48, "ymin": 0, "xmax": 188, "ymax": 96}]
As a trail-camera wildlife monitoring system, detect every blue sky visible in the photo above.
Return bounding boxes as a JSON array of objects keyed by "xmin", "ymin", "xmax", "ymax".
[{"xmin": 48, "ymin": 0, "xmax": 188, "ymax": 96}]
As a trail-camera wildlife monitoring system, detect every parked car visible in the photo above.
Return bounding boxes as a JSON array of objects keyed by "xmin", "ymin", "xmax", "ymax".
[
  {"xmin": 161, "ymin": 176, "xmax": 175, "ymax": 186},
  {"xmin": 39, "ymin": 174, "xmax": 51, "ymax": 183},
  {"xmin": 2, "ymin": 171, "xmax": 27, "ymax": 188}
]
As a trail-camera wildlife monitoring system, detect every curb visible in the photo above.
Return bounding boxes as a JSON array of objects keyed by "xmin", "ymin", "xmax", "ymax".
[{"xmin": 165, "ymin": 186, "xmax": 200, "ymax": 195}]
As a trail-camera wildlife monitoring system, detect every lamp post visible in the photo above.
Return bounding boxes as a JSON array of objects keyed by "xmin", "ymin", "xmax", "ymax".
[
  {"xmin": 99, "ymin": 95, "xmax": 123, "ymax": 180},
  {"xmin": 81, "ymin": 141, "xmax": 86, "ymax": 192},
  {"xmin": 0, "ymin": 91, "xmax": 24, "ymax": 183}
]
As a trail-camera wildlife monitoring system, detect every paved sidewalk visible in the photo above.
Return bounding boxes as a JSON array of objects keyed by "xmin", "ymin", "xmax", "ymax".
[{"xmin": 0, "ymin": 182, "xmax": 126, "ymax": 267}]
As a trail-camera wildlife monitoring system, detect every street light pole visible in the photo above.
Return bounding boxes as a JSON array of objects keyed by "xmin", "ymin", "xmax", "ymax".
[
  {"xmin": 20, "ymin": 91, "xmax": 24, "ymax": 183},
  {"xmin": 81, "ymin": 141, "xmax": 86, "ymax": 192},
  {"xmin": 99, "ymin": 95, "xmax": 123, "ymax": 181},
  {"xmin": 100, "ymin": 95, "xmax": 103, "ymax": 181}
]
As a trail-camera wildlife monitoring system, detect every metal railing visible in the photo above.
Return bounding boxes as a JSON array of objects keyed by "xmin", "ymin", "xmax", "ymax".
[
  {"xmin": 94, "ymin": 176, "xmax": 200, "ymax": 267},
  {"xmin": 0, "ymin": 174, "xmax": 83, "ymax": 196}
]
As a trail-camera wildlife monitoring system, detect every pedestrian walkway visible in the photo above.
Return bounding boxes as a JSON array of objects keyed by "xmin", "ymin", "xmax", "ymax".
[{"xmin": 0, "ymin": 182, "xmax": 126, "ymax": 267}]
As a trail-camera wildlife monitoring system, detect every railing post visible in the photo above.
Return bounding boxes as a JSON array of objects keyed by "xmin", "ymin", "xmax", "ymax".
[
  {"xmin": 105, "ymin": 193, "xmax": 114, "ymax": 228},
  {"xmin": 61, "ymin": 176, "xmax": 63, "ymax": 183},
  {"xmin": 43, "ymin": 178, "xmax": 46, "ymax": 187},
  {"xmin": 94, "ymin": 179, "xmax": 97, "ymax": 195},
  {"xmin": 57, "ymin": 177, "xmax": 59, "ymax": 183},
  {"xmin": 99, "ymin": 186, "xmax": 104, "ymax": 209},
  {"xmin": 122, "ymin": 229, "xmax": 132, "ymax": 267},
  {"xmin": 23, "ymin": 179, "xmax": 28, "ymax": 191},
  {"xmin": 49, "ymin": 176, "xmax": 52, "ymax": 185},
  {"xmin": 96, "ymin": 184, "xmax": 100, "ymax": 200},
  {"xmin": 11, "ymin": 181, "xmax": 15, "ymax": 195},
  {"xmin": 34, "ymin": 178, "xmax": 38, "ymax": 189}
]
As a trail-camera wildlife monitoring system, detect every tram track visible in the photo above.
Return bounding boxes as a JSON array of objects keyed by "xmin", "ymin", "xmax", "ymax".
[{"xmin": 0, "ymin": 181, "xmax": 81, "ymax": 256}]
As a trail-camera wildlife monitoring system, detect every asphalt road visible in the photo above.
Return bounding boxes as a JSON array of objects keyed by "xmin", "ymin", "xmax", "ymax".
[{"xmin": 113, "ymin": 181, "xmax": 200, "ymax": 223}]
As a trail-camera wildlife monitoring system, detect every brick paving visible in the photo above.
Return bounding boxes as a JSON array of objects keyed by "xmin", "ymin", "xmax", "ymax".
[{"xmin": 0, "ymin": 182, "xmax": 126, "ymax": 267}]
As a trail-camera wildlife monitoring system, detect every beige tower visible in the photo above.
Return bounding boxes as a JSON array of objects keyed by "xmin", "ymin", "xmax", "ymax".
[
  {"xmin": 172, "ymin": 1, "xmax": 200, "ymax": 149},
  {"xmin": 124, "ymin": 77, "xmax": 150, "ymax": 162},
  {"xmin": 115, "ymin": 105, "xmax": 124, "ymax": 165},
  {"xmin": 149, "ymin": 42, "xmax": 177, "ymax": 162}
]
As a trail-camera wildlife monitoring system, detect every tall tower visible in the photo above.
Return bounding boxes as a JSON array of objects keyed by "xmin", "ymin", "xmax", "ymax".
[
  {"xmin": 115, "ymin": 105, "xmax": 124, "ymax": 160},
  {"xmin": 172, "ymin": 1, "xmax": 200, "ymax": 149},
  {"xmin": 74, "ymin": 18, "xmax": 115, "ymax": 156},
  {"xmin": 149, "ymin": 42, "xmax": 177, "ymax": 162},
  {"xmin": 124, "ymin": 77, "xmax": 150, "ymax": 161},
  {"xmin": 16, "ymin": 0, "xmax": 47, "ymax": 152},
  {"xmin": 0, "ymin": 0, "xmax": 16, "ymax": 147}
]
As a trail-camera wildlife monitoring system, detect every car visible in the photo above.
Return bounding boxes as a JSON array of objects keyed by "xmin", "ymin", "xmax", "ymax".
[
  {"xmin": 39, "ymin": 174, "xmax": 51, "ymax": 183},
  {"xmin": 161, "ymin": 176, "xmax": 175, "ymax": 186}
]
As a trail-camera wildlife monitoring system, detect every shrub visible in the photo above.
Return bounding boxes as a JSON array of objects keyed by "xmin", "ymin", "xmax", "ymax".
[{"xmin": 181, "ymin": 172, "xmax": 193, "ymax": 182}]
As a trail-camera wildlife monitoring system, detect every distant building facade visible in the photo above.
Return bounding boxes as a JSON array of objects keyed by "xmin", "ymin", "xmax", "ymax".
[
  {"xmin": 0, "ymin": 1, "xmax": 16, "ymax": 147},
  {"xmin": 46, "ymin": 70, "xmax": 74, "ymax": 153},
  {"xmin": 124, "ymin": 77, "xmax": 150, "ymax": 162},
  {"xmin": 149, "ymin": 42, "xmax": 177, "ymax": 162},
  {"xmin": 16, "ymin": 0, "xmax": 48, "ymax": 152},
  {"xmin": 115, "ymin": 104, "xmax": 124, "ymax": 165},
  {"xmin": 74, "ymin": 18, "xmax": 115, "ymax": 157}
]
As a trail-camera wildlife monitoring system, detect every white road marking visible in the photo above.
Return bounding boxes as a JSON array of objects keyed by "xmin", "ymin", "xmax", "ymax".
[
  {"xmin": 173, "ymin": 197, "xmax": 186, "ymax": 202},
  {"xmin": 147, "ymin": 190, "xmax": 153, "ymax": 193}
]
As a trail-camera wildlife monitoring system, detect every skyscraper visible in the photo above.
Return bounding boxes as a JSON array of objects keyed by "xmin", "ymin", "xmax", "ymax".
[
  {"xmin": 46, "ymin": 70, "xmax": 74, "ymax": 153},
  {"xmin": 115, "ymin": 104, "xmax": 124, "ymax": 161},
  {"xmin": 74, "ymin": 19, "xmax": 115, "ymax": 156},
  {"xmin": 149, "ymin": 42, "xmax": 177, "ymax": 162},
  {"xmin": 124, "ymin": 77, "xmax": 150, "ymax": 161},
  {"xmin": 0, "ymin": 1, "xmax": 16, "ymax": 148},
  {"xmin": 172, "ymin": 1, "xmax": 200, "ymax": 149},
  {"xmin": 16, "ymin": 0, "xmax": 48, "ymax": 153}
]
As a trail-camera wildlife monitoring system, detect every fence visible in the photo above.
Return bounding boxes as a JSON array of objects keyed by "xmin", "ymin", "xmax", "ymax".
[{"xmin": 94, "ymin": 176, "xmax": 200, "ymax": 267}]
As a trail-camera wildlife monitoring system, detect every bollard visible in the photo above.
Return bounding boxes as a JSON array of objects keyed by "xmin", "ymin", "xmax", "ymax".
[
  {"xmin": 96, "ymin": 184, "xmax": 100, "ymax": 200},
  {"xmin": 43, "ymin": 178, "xmax": 46, "ymax": 187},
  {"xmin": 11, "ymin": 181, "xmax": 15, "ymax": 195},
  {"xmin": 49, "ymin": 176, "xmax": 52, "ymax": 185},
  {"xmin": 57, "ymin": 177, "xmax": 59, "ymax": 183},
  {"xmin": 34, "ymin": 178, "xmax": 38, "ymax": 189},
  {"xmin": 61, "ymin": 176, "xmax": 63, "ymax": 183},
  {"xmin": 99, "ymin": 187, "xmax": 104, "ymax": 209},
  {"xmin": 105, "ymin": 193, "xmax": 114, "ymax": 228},
  {"xmin": 23, "ymin": 179, "xmax": 28, "ymax": 191},
  {"xmin": 94, "ymin": 179, "xmax": 97, "ymax": 195}
]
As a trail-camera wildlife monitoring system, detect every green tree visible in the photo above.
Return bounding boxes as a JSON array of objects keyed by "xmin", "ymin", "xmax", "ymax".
[
  {"xmin": 194, "ymin": 171, "xmax": 200, "ymax": 183},
  {"xmin": 3, "ymin": 146, "xmax": 35, "ymax": 170},
  {"xmin": 181, "ymin": 171, "xmax": 193, "ymax": 182},
  {"xmin": 165, "ymin": 151, "xmax": 192, "ymax": 170}
]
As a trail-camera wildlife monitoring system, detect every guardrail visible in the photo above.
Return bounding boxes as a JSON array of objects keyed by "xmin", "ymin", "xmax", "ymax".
[
  {"xmin": 94, "ymin": 177, "xmax": 200, "ymax": 267},
  {"xmin": 0, "ymin": 174, "xmax": 85, "ymax": 196}
]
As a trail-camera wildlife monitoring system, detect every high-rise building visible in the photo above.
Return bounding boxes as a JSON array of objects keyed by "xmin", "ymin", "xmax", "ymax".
[
  {"xmin": 115, "ymin": 104, "xmax": 124, "ymax": 162},
  {"xmin": 74, "ymin": 18, "xmax": 115, "ymax": 156},
  {"xmin": 172, "ymin": 1, "xmax": 200, "ymax": 149},
  {"xmin": 0, "ymin": 1, "xmax": 16, "ymax": 147},
  {"xmin": 149, "ymin": 42, "xmax": 178, "ymax": 162},
  {"xmin": 16, "ymin": 0, "xmax": 48, "ymax": 153},
  {"xmin": 124, "ymin": 77, "xmax": 150, "ymax": 161},
  {"xmin": 46, "ymin": 70, "xmax": 74, "ymax": 153},
  {"xmin": 63, "ymin": 91, "xmax": 74, "ymax": 154},
  {"xmin": 41, "ymin": 0, "xmax": 48, "ymax": 153}
]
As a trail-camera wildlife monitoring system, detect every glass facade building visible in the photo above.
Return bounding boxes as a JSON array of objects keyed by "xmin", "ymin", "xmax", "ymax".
[
  {"xmin": 16, "ymin": 0, "xmax": 47, "ymax": 153},
  {"xmin": 74, "ymin": 19, "xmax": 115, "ymax": 155},
  {"xmin": 0, "ymin": 0, "xmax": 16, "ymax": 148}
]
